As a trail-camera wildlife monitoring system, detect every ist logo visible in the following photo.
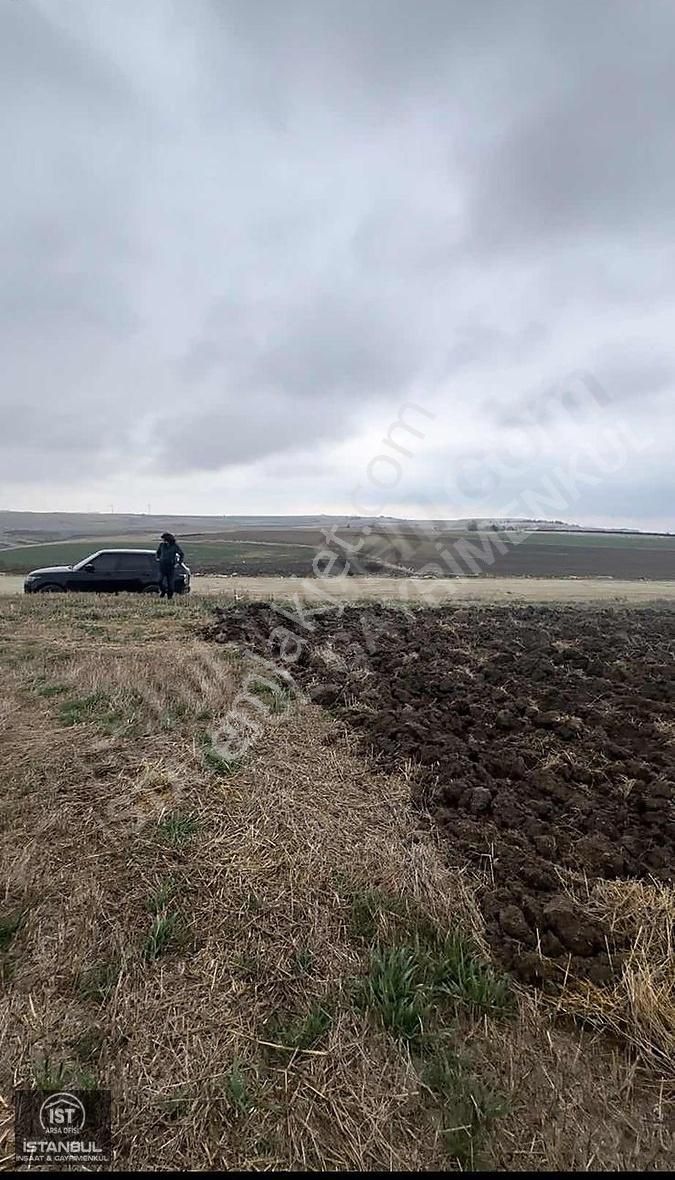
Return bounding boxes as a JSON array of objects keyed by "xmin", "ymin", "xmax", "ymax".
[
  {"xmin": 39, "ymin": 1092, "xmax": 86, "ymax": 1135},
  {"xmin": 15, "ymin": 1085, "xmax": 111, "ymax": 1166}
]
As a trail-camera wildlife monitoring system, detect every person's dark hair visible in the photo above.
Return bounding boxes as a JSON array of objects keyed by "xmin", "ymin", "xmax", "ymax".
[{"xmin": 161, "ymin": 531, "xmax": 176, "ymax": 545}]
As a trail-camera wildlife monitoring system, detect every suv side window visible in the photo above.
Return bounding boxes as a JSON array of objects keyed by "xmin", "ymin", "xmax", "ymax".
[
  {"xmin": 118, "ymin": 553, "xmax": 155, "ymax": 573},
  {"xmin": 91, "ymin": 552, "xmax": 120, "ymax": 572}
]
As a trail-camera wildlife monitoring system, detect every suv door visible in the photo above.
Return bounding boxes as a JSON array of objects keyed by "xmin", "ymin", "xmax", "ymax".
[
  {"xmin": 68, "ymin": 551, "xmax": 123, "ymax": 592},
  {"xmin": 116, "ymin": 552, "xmax": 157, "ymax": 592}
]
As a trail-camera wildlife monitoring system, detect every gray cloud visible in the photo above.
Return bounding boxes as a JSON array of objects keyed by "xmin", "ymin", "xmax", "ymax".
[
  {"xmin": 465, "ymin": 3, "xmax": 675, "ymax": 251},
  {"xmin": 0, "ymin": 0, "xmax": 672, "ymax": 525},
  {"xmin": 0, "ymin": 0, "xmax": 131, "ymax": 109},
  {"xmin": 158, "ymin": 393, "xmax": 346, "ymax": 472},
  {"xmin": 488, "ymin": 348, "xmax": 674, "ymax": 433},
  {"xmin": 163, "ymin": 282, "xmax": 427, "ymax": 468},
  {"xmin": 445, "ymin": 322, "xmax": 547, "ymax": 372}
]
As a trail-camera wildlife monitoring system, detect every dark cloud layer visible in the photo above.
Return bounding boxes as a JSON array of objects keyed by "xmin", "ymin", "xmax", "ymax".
[{"xmin": 0, "ymin": 0, "xmax": 672, "ymax": 525}]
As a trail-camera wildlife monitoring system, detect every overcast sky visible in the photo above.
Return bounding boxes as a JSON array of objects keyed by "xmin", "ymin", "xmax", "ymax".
[{"xmin": 1, "ymin": 0, "xmax": 673, "ymax": 528}]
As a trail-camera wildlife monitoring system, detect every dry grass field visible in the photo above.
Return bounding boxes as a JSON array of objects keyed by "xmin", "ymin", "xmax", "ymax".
[
  {"xmin": 3, "ymin": 573, "xmax": 675, "ymax": 602},
  {"xmin": 0, "ymin": 594, "xmax": 672, "ymax": 1170}
]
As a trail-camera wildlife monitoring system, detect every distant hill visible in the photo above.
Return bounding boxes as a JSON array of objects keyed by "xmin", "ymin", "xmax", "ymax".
[
  {"xmin": 0, "ymin": 510, "xmax": 668, "ymax": 549},
  {"xmin": 0, "ymin": 511, "xmax": 231, "ymax": 547}
]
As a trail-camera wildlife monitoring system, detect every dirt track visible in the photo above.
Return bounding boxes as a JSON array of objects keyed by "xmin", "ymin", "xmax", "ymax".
[
  {"xmin": 196, "ymin": 575, "xmax": 675, "ymax": 603},
  {"xmin": 207, "ymin": 601, "xmax": 675, "ymax": 988},
  {"xmin": 3, "ymin": 573, "xmax": 675, "ymax": 602}
]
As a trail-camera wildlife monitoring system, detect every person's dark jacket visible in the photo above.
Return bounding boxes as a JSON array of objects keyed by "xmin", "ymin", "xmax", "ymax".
[{"xmin": 156, "ymin": 540, "xmax": 184, "ymax": 569}]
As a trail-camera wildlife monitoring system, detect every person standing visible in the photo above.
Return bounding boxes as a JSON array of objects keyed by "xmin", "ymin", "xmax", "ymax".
[{"xmin": 156, "ymin": 532, "xmax": 184, "ymax": 599}]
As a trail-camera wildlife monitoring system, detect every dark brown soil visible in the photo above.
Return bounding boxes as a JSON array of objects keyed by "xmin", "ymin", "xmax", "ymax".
[{"xmin": 206, "ymin": 603, "xmax": 675, "ymax": 986}]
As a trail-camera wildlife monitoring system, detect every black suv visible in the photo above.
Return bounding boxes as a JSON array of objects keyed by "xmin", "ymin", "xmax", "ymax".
[{"xmin": 23, "ymin": 549, "xmax": 191, "ymax": 595}]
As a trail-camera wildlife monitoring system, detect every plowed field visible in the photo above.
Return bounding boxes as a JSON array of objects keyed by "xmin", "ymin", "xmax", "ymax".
[{"xmin": 207, "ymin": 603, "xmax": 675, "ymax": 987}]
